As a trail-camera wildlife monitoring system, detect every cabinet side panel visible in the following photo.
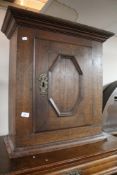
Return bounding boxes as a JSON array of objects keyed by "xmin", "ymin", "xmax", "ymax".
[
  {"xmin": 15, "ymin": 27, "xmax": 34, "ymax": 137},
  {"xmin": 9, "ymin": 30, "xmax": 17, "ymax": 140},
  {"xmin": 92, "ymin": 41, "xmax": 102, "ymax": 125}
]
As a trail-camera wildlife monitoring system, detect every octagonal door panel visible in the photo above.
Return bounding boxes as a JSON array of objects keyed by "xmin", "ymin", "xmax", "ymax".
[
  {"xmin": 48, "ymin": 54, "xmax": 83, "ymax": 117},
  {"xmin": 34, "ymin": 38, "xmax": 93, "ymax": 133}
]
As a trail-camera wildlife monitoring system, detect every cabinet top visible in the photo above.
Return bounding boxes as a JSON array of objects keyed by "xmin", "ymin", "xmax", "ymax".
[{"xmin": 1, "ymin": 6, "xmax": 114, "ymax": 42}]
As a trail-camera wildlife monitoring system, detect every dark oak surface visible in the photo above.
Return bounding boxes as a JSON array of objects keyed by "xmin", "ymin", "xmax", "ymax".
[
  {"xmin": 1, "ymin": 6, "xmax": 113, "ymax": 41},
  {"xmin": 1, "ymin": 6, "xmax": 113, "ymax": 158},
  {"xmin": 1, "ymin": 135, "xmax": 117, "ymax": 174},
  {"xmin": 1, "ymin": 6, "xmax": 117, "ymax": 175}
]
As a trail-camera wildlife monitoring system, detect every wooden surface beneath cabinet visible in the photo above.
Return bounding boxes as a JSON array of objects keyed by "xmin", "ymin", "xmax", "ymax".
[{"xmin": 1, "ymin": 135, "xmax": 117, "ymax": 175}]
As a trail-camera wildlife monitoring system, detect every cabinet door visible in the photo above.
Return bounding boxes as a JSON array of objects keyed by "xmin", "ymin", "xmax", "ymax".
[{"xmin": 33, "ymin": 38, "xmax": 93, "ymax": 132}]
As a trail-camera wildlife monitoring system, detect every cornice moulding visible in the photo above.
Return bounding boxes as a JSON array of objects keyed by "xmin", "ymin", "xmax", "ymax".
[{"xmin": 1, "ymin": 6, "xmax": 114, "ymax": 42}]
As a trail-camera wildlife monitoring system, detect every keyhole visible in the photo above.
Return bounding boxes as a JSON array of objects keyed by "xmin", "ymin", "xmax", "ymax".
[{"xmin": 42, "ymin": 82, "xmax": 45, "ymax": 87}]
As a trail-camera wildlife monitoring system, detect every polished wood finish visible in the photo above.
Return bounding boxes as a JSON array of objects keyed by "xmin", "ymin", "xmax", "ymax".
[
  {"xmin": 1, "ymin": 6, "xmax": 114, "ymax": 158},
  {"xmin": 1, "ymin": 135, "xmax": 117, "ymax": 174},
  {"xmin": 2, "ymin": 6, "xmax": 113, "ymax": 41},
  {"xmin": 4, "ymin": 0, "xmax": 15, "ymax": 2},
  {"xmin": 34, "ymin": 38, "xmax": 94, "ymax": 132},
  {"xmin": 1, "ymin": 5, "xmax": 116, "ymax": 175}
]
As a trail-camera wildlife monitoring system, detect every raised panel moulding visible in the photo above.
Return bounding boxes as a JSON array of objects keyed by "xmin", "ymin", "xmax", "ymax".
[{"xmin": 48, "ymin": 54, "xmax": 83, "ymax": 117}]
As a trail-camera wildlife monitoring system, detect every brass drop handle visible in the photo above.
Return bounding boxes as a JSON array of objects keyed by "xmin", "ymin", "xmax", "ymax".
[{"xmin": 38, "ymin": 73, "xmax": 48, "ymax": 95}]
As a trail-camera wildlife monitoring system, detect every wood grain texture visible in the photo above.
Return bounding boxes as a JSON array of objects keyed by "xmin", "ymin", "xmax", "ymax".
[
  {"xmin": 9, "ymin": 29, "xmax": 17, "ymax": 144},
  {"xmin": 49, "ymin": 54, "xmax": 82, "ymax": 117},
  {"xmin": 1, "ymin": 6, "xmax": 114, "ymax": 41},
  {"xmin": 32, "ymin": 35, "xmax": 101, "ymax": 137},
  {"xmin": 1, "ymin": 135, "xmax": 117, "ymax": 174},
  {"xmin": 6, "ymin": 0, "xmax": 15, "ymax": 2},
  {"xmin": 5, "ymin": 26, "xmax": 104, "ymax": 157},
  {"xmin": 1, "ymin": 6, "xmax": 114, "ymax": 161}
]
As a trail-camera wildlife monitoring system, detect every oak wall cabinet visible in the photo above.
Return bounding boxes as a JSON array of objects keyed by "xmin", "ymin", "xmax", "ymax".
[{"xmin": 1, "ymin": 6, "xmax": 117, "ymax": 175}]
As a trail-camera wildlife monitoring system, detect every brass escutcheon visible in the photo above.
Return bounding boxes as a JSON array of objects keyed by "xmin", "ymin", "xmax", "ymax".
[{"xmin": 38, "ymin": 73, "xmax": 48, "ymax": 95}]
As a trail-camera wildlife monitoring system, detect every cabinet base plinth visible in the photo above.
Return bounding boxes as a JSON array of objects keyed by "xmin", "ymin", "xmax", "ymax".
[
  {"xmin": 4, "ymin": 133, "xmax": 107, "ymax": 158},
  {"xmin": 1, "ymin": 135, "xmax": 117, "ymax": 174}
]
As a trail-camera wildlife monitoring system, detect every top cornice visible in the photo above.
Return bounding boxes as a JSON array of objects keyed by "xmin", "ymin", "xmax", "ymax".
[{"xmin": 1, "ymin": 6, "xmax": 114, "ymax": 42}]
